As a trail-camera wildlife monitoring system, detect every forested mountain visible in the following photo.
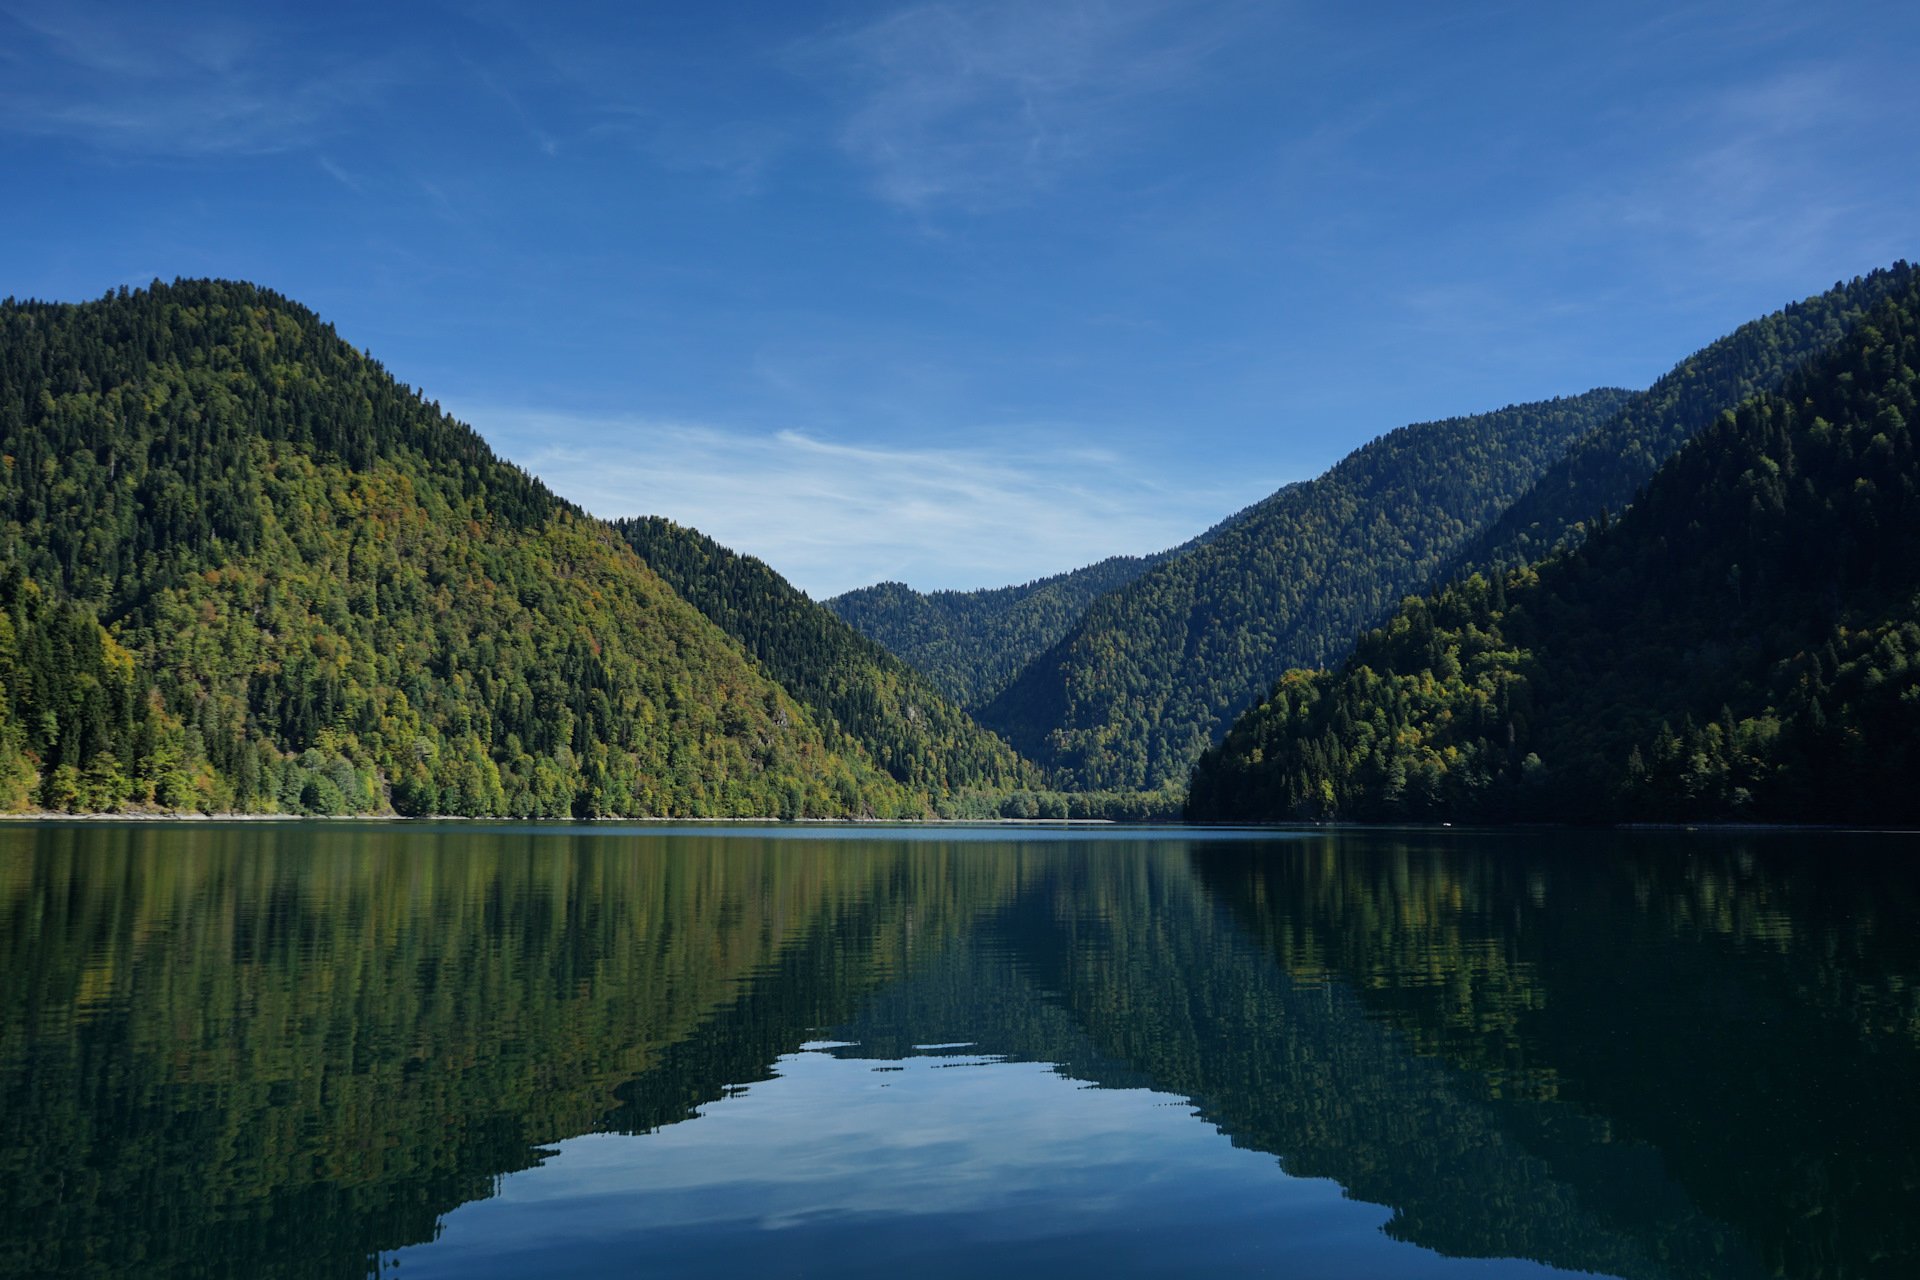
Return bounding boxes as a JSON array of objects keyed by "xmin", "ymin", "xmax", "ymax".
[
  {"xmin": 977, "ymin": 390, "xmax": 1634, "ymax": 791},
  {"xmin": 1460, "ymin": 263, "xmax": 1919, "ymax": 575},
  {"xmin": 1188, "ymin": 270, "xmax": 1920, "ymax": 824},
  {"xmin": 826, "ymin": 554, "xmax": 1164, "ymax": 709},
  {"xmin": 827, "ymin": 499, "xmax": 1269, "ymax": 713},
  {"xmin": 616, "ymin": 516, "xmax": 1033, "ymax": 796},
  {"xmin": 0, "ymin": 280, "xmax": 916, "ymax": 817}
]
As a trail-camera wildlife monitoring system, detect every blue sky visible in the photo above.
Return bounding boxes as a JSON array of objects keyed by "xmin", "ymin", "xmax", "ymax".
[{"xmin": 3, "ymin": 0, "xmax": 1916, "ymax": 597}]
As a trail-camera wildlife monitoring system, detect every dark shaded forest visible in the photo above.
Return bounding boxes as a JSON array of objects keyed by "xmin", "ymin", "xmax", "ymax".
[
  {"xmin": 827, "ymin": 552, "xmax": 1164, "ymax": 710},
  {"xmin": 1189, "ymin": 272, "xmax": 1920, "ymax": 824},
  {"xmin": 977, "ymin": 391, "xmax": 1633, "ymax": 791},
  {"xmin": 616, "ymin": 515, "xmax": 1034, "ymax": 796},
  {"xmin": 1460, "ymin": 263, "xmax": 1918, "ymax": 576}
]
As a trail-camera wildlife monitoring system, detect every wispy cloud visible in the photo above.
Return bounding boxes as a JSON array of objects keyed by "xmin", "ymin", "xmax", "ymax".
[
  {"xmin": 799, "ymin": 0, "xmax": 1256, "ymax": 214},
  {"xmin": 460, "ymin": 54, "xmax": 560, "ymax": 157},
  {"xmin": 584, "ymin": 106, "xmax": 792, "ymax": 196},
  {"xmin": 316, "ymin": 155, "xmax": 366, "ymax": 193},
  {"xmin": 0, "ymin": 1, "xmax": 394, "ymax": 156},
  {"xmin": 460, "ymin": 406, "xmax": 1263, "ymax": 598},
  {"xmin": 1563, "ymin": 63, "xmax": 1900, "ymax": 291},
  {"xmin": 2, "ymin": 0, "xmax": 252, "ymax": 77}
]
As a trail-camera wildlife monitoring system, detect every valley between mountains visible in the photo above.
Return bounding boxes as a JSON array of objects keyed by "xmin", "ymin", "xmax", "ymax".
[{"xmin": 3, "ymin": 263, "xmax": 1915, "ymax": 823}]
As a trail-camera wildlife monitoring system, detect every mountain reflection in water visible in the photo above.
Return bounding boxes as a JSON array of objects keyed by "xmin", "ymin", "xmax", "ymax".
[{"xmin": 2, "ymin": 823, "xmax": 1915, "ymax": 1278}]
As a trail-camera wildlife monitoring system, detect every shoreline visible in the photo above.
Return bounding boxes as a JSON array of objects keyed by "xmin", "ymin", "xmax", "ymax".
[
  {"xmin": 0, "ymin": 812, "xmax": 1912, "ymax": 834},
  {"xmin": 0, "ymin": 811, "xmax": 1125, "ymax": 826}
]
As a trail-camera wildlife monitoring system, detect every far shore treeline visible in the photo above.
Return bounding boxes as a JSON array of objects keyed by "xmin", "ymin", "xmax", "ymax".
[{"xmin": 1, "ymin": 266, "xmax": 1915, "ymax": 821}]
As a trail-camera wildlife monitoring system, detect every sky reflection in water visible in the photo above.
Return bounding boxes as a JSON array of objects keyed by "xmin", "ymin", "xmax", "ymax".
[
  {"xmin": 397, "ymin": 1048, "xmax": 1572, "ymax": 1280},
  {"xmin": 3, "ymin": 822, "xmax": 1916, "ymax": 1279}
]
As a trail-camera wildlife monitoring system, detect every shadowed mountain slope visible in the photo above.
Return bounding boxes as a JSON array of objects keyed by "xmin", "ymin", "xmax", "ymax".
[
  {"xmin": 827, "ymin": 554, "xmax": 1164, "ymax": 711},
  {"xmin": 977, "ymin": 390, "xmax": 1633, "ymax": 790},
  {"xmin": 1190, "ymin": 269, "xmax": 1920, "ymax": 824},
  {"xmin": 616, "ymin": 515, "xmax": 1035, "ymax": 798},
  {"xmin": 1458, "ymin": 262, "xmax": 1919, "ymax": 576}
]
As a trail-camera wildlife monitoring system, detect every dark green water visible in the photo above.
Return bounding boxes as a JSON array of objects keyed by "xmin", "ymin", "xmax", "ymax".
[{"xmin": 2, "ymin": 824, "xmax": 1917, "ymax": 1278}]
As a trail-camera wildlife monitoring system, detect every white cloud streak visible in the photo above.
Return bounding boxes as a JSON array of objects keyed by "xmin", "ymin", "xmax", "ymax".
[
  {"xmin": 460, "ymin": 54, "xmax": 560, "ymax": 157},
  {"xmin": 1563, "ymin": 64, "xmax": 1903, "ymax": 290},
  {"xmin": 0, "ymin": 1, "xmax": 395, "ymax": 156},
  {"xmin": 801, "ymin": 0, "xmax": 1253, "ymax": 213},
  {"xmin": 463, "ymin": 406, "xmax": 1264, "ymax": 599},
  {"xmin": 316, "ymin": 155, "xmax": 366, "ymax": 193}
]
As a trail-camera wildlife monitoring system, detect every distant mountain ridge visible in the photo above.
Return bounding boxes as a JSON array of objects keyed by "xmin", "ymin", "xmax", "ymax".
[
  {"xmin": 8, "ymin": 264, "xmax": 1915, "ymax": 821},
  {"xmin": 848, "ymin": 264, "xmax": 1920, "ymax": 798},
  {"xmin": 826, "ymin": 500, "xmax": 1261, "ymax": 711},
  {"xmin": 975, "ymin": 390, "xmax": 1634, "ymax": 790},
  {"xmin": 828, "ymin": 555, "xmax": 1167, "ymax": 710}
]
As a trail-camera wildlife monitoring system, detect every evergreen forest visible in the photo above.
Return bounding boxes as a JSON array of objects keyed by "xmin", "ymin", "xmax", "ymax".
[
  {"xmin": 1458, "ymin": 265, "xmax": 1918, "ymax": 576},
  {"xmin": 976, "ymin": 391, "xmax": 1634, "ymax": 790},
  {"xmin": 826, "ymin": 553, "xmax": 1165, "ymax": 710},
  {"xmin": 615, "ymin": 515, "xmax": 1034, "ymax": 797},
  {"xmin": 0, "ymin": 282, "xmax": 924, "ymax": 817},
  {"xmin": 3, "ymin": 265, "xmax": 1917, "ymax": 823},
  {"xmin": 1187, "ymin": 274, "xmax": 1920, "ymax": 824}
]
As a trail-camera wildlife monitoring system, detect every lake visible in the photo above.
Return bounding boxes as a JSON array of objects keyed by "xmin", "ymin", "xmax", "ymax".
[{"xmin": 2, "ymin": 822, "xmax": 1916, "ymax": 1278}]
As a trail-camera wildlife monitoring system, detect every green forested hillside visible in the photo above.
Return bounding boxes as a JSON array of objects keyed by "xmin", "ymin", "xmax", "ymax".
[
  {"xmin": 1460, "ymin": 263, "xmax": 1919, "ymax": 575},
  {"xmin": 826, "ymin": 554, "xmax": 1165, "ymax": 709},
  {"xmin": 615, "ymin": 516, "xmax": 1033, "ymax": 796},
  {"xmin": 977, "ymin": 390, "xmax": 1633, "ymax": 791},
  {"xmin": 0, "ymin": 280, "xmax": 913, "ymax": 817},
  {"xmin": 826, "ymin": 499, "xmax": 1267, "ymax": 713},
  {"xmin": 1188, "ymin": 271, "xmax": 1920, "ymax": 825}
]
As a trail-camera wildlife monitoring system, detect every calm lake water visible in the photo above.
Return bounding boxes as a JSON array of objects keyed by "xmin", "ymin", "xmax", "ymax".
[{"xmin": 2, "ymin": 823, "xmax": 1917, "ymax": 1279}]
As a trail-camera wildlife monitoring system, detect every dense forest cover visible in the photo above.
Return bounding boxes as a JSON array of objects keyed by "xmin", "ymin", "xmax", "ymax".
[
  {"xmin": 1188, "ymin": 271, "xmax": 1920, "ymax": 824},
  {"xmin": 1460, "ymin": 263, "xmax": 1919, "ymax": 576},
  {"xmin": 826, "ymin": 498, "xmax": 1268, "ymax": 712},
  {"xmin": 826, "ymin": 553, "xmax": 1164, "ymax": 710},
  {"xmin": 9, "ymin": 265, "xmax": 1914, "ymax": 822},
  {"xmin": 977, "ymin": 391, "xmax": 1634, "ymax": 791},
  {"xmin": 0, "ymin": 280, "xmax": 916, "ymax": 817},
  {"xmin": 615, "ymin": 516, "xmax": 1033, "ymax": 796}
]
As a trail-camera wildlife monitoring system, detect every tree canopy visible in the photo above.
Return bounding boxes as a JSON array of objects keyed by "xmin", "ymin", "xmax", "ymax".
[
  {"xmin": 1189, "ymin": 269, "xmax": 1920, "ymax": 825},
  {"xmin": 617, "ymin": 515, "xmax": 1034, "ymax": 797},
  {"xmin": 0, "ymin": 280, "xmax": 914, "ymax": 817},
  {"xmin": 827, "ymin": 554, "xmax": 1163, "ymax": 711},
  {"xmin": 978, "ymin": 391, "xmax": 1632, "ymax": 790}
]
